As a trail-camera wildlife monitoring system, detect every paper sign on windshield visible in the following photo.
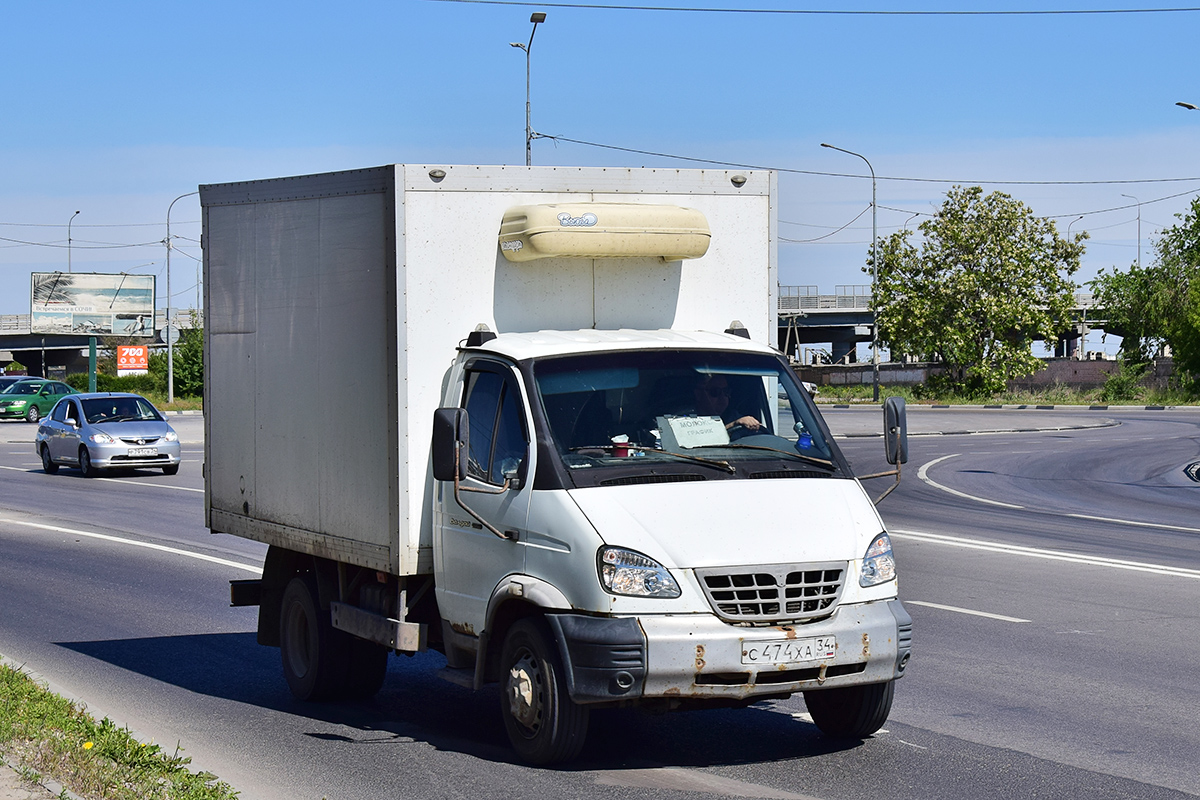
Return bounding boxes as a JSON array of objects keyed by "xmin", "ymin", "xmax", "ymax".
[{"xmin": 660, "ymin": 415, "xmax": 730, "ymax": 449}]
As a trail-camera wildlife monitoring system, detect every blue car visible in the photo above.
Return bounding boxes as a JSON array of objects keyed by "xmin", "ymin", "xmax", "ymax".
[{"xmin": 35, "ymin": 392, "xmax": 182, "ymax": 477}]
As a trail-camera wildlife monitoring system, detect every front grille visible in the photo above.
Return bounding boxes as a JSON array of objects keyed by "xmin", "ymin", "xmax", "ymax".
[
  {"xmin": 119, "ymin": 436, "xmax": 162, "ymax": 445},
  {"xmin": 695, "ymin": 562, "xmax": 845, "ymax": 624}
]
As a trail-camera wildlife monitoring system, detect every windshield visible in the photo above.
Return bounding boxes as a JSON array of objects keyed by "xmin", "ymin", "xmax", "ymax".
[
  {"xmin": 4, "ymin": 382, "xmax": 43, "ymax": 395},
  {"xmin": 81, "ymin": 396, "xmax": 163, "ymax": 424},
  {"xmin": 532, "ymin": 349, "xmax": 840, "ymax": 484}
]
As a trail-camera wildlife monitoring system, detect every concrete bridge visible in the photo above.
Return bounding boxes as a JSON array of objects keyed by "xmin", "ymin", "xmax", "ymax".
[
  {"xmin": 0, "ymin": 311, "xmax": 200, "ymax": 378},
  {"xmin": 777, "ymin": 285, "xmax": 1108, "ymax": 364}
]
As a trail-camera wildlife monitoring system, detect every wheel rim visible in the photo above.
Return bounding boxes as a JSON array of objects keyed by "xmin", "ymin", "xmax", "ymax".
[
  {"xmin": 506, "ymin": 647, "xmax": 544, "ymax": 737},
  {"xmin": 28, "ymin": 408, "xmax": 39, "ymax": 422}
]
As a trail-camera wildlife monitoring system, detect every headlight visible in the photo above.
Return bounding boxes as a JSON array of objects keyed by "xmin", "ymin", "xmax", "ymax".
[
  {"xmin": 10, "ymin": 400, "xmax": 27, "ymax": 407},
  {"xmin": 164, "ymin": 431, "xmax": 179, "ymax": 442},
  {"xmin": 89, "ymin": 432, "xmax": 116, "ymax": 444},
  {"xmin": 859, "ymin": 532, "xmax": 897, "ymax": 587},
  {"xmin": 598, "ymin": 547, "xmax": 681, "ymax": 598}
]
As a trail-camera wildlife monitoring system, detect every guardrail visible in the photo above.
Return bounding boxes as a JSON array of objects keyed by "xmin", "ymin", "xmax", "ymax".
[
  {"xmin": 777, "ymin": 287, "xmax": 1100, "ymax": 313},
  {"xmin": 0, "ymin": 311, "xmax": 204, "ymax": 336}
]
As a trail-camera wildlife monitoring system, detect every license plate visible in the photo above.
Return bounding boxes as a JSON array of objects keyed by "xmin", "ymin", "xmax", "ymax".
[
  {"xmin": 127, "ymin": 447, "xmax": 157, "ymax": 457},
  {"xmin": 741, "ymin": 636, "xmax": 836, "ymax": 666}
]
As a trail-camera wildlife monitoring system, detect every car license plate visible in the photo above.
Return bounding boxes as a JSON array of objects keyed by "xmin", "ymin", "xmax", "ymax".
[
  {"xmin": 128, "ymin": 447, "xmax": 157, "ymax": 457},
  {"xmin": 741, "ymin": 636, "xmax": 836, "ymax": 666}
]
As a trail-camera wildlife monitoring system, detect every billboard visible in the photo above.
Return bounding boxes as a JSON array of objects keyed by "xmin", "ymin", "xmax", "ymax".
[{"xmin": 31, "ymin": 272, "xmax": 156, "ymax": 337}]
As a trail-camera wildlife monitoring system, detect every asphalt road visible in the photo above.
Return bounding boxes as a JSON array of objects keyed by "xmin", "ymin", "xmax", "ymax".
[{"xmin": 1, "ymin": 408, "xmax": 1198, "ymax": 800}]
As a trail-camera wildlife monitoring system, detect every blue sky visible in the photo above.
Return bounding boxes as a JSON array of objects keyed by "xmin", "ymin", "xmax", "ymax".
[{"xmin": 2, "ymin": 0, "xmax": 1198, "ymax": 354}]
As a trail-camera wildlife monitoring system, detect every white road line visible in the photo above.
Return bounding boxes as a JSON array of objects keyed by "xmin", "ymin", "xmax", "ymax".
[
  {"xmin": 1065, "ymin": 513, "xmax": 1200, "ymax": 534},
  {"xmin": 0, "ymin": 516, "xmax": 262, "ymax": 575},
  {"xmin": 905, "ymin": 600, "xmax": 1031, "ymax": 623},
  {"xmin": 892, "ymin": 529, "xmax": 1200, "ymax": 580},
  {"xmin": 916, "ymin": 454, "xmax": 1025, "ymax": 509},
  {"xmin": 0, "ymin": 464, "xmax": 203, "ymax": 493},
  {"xmin": 913, "ymin": 457, "xmax": 1200, "ymax": 534}
]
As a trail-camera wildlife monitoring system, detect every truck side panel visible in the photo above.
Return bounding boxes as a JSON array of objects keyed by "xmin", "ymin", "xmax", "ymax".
[{"xmin": 204, "ymin": 174, "xmax": 399, "ymax": 572}]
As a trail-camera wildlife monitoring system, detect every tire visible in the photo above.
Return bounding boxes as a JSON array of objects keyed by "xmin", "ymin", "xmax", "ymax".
[
  {"xmin": 500, "ymin": 617, "xmax": 589, "ymax": 765},
  {"xmin": 26, "ymin": 405, "xmax": 40, "ymax": 423},
  {"xmin": 804, "ymin": 681, "xmax": 895, "ymax": 740},
  {"xmin": 41, "ymin": 445, "xmax": 59, "ymax": 474},
  {"xmin": 162, "ymin": 464, "xmax": 180, "ymax": 476},
  {"xmin": 78, "ymin": 447, "xmax": 98, "ymax": 478},
  {"xmin": 279, "ymin": 575, "xmax": 351, "ymax": 701}
]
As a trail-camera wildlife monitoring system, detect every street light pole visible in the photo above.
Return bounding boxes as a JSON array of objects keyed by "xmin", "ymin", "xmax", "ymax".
[
  {"xmin": 67, "ymin": 210, "xmax": 80, "ymax": 273},
  {"xmin": 165, "ymin": 191, "xmax": 198, "ymax": 405},
  {"xmin": 1121, "ymin": 193, "xmax": 1141, "ymax": 269},
  {"xmin": 821, "ymin": 142, "xmax": 879, "ymax": 402},
  {"xmin": 510, "ymin": 12, "xmax": 546, "ymax": 166}
]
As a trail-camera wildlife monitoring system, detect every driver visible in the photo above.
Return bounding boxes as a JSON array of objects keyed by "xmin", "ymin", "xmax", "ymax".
[{"xmin": 693, "ymin": 374, "xmax": 762, "ymax": 432}]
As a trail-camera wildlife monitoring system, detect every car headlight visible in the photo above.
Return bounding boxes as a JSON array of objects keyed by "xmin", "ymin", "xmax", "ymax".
[
  {"xmin": 598, "ymin": 547, "xmax": 681, "ymax": 598},
  {"xmin": 860, "ymin": 532, "xmax": 897, "ymax": 587},
  {"xmin": 10, "ymin": 400, "xmax": 27, "ymax": 407},
  {"xmin": 163, "ymin": 431, "xmax": 179, "ymax": 442},
  {"xmin": 89, "ymin": 432, "xmax": 116, "ymax": 444}
]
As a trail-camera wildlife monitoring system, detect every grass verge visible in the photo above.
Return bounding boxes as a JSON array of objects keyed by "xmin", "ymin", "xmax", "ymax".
[{"xmin": 0, "ymin": 662, "xmax": 238, "ymax": 800}]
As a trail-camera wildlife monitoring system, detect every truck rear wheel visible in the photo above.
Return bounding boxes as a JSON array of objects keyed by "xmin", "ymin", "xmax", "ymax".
[
  {"xmin": 803, "ymin": 680, "xmax": 895, "ymax": 739},
  {"xmin": 279, "ymin": 575, "xmax": 351, "ymax": 701},
  {"xmin": 500, "ymin": 617, "xmax": 589, "ymax": 764}
]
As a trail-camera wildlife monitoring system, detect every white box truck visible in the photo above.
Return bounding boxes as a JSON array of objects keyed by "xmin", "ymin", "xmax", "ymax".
[{"xmin": 201, "ymin": 164, "xmax": 912, "ymax": 764}]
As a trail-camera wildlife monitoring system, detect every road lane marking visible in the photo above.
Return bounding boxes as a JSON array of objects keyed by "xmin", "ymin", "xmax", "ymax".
[
  {"xmin": 905, "ymin": 600, "xmax": 1031, "ymax": 623},
  {"xmin": 1064, "ymin": 513, "xmax": 1200, "ymax": 534},
  {"xmin": 595, "ymin": 767, "xmax": 816, "ymax": 799},
  {"xmin": 0, "ymin": 464, "xmax": 203, "ymax": 493},
  {"xmin": 0, "ymin": 516, "xmax": 262, "ymax": 575},
  {"xmin": 892, "ymin": 529, "xmax": 1200, "ymax": 580},
  {"xmin": 915, "ymin": 458, "xmax": 1200, "ymax": 533},
  {"xmin": 916, "ymin": 455, "xmax": 1025, "ymax": 509}
]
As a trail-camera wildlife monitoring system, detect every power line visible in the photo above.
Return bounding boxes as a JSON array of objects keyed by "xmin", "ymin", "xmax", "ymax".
[
  {"xmin": 535, "ymin": 132, "xmax": 1200, "ymax": 186},
  {"xmin": 425, "ymin": 0, "xmax": 1200, "ymax": 16}
]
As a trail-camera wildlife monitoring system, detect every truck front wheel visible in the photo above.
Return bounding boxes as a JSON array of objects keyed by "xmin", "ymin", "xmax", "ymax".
[
  {"xmin": 279, "ymin": 575, "xmax": 350, "ymax": 701},
  {"xmin": 500, "ymin": 617, "xmax": 589, "ymax": 764},
  {"xmin": 803, "ymin": 680, "xmax": 894, "ymax": 739}
]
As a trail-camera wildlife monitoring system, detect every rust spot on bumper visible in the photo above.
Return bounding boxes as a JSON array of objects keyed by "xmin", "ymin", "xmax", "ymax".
[
  {"xmin": 862, "ymin": 632, "xmax": 870, "ymax": 659},
  {"xmin": 450, "ymin": 621, "xmax": 475, "ymax": 637}
]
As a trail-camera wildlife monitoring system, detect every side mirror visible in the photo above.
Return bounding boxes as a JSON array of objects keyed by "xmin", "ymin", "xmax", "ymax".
[
  {"xmin": 432, "ymin": 407, "xmax": 469, "ymax": 482},
  {"xmin": 884, "ymin": 396, "xmax": 908, "ymax": 466}
]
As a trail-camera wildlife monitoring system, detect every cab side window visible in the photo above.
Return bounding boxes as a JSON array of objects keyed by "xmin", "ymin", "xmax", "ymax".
[
  {"xmin": 462, "ymin": 367, "xmax": 528, "ymax": 485},
  {"xmin": 51, "ymin": 400, "xmax": 69, "ymax": 423}
]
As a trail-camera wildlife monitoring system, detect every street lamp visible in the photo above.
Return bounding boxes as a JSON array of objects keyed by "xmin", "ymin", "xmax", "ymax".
[
  {"xmin": 1121, "ymin": 193, "xmax": 1141, "ymax": 269},
  {"xmin": 510, "ymin": 12, "xmax": 546, "ymax": 166},
  {"xmin": 1176, "ymin": 101, "xmax": 1198, "ymax": 110},
  {"xmin": 165, "ymin": 191, "xmax": 199, "ymax": 404},
  {"xmin": 67, "ymin": 210, "xmax": 80, "ymax": 273},
  {"xmin": 1067, "ymin": 215, "xmax": 1084, "ymax": 238},
  {"xmin": 821, "ymin": 142, "xmax": 880, "ymax": 402}
]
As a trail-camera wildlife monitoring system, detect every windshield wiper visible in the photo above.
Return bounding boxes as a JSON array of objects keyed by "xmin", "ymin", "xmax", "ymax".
[
  {"xmin": 704, "ymin": 443, "xmax": 837, "ymax": 471},
  {"xmin": 568, "ymin": 444, "xmax": 736, "ymax": 474}
]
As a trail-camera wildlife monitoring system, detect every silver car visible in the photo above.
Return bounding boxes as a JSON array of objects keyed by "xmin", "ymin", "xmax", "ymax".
[{"xmin": 35, "ymin": 392, "xmax": 182, "ymax": 477}]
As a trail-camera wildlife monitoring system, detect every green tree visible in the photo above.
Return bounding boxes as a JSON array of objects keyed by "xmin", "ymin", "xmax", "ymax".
[
  {"xmin": 172, "ymin": 310, "xmax": 204, "ymax": 398},
  {"xmin": 872, "ymin": 186, "xmax": 1085, "ymax": 394},
  {"xmin": 1093, "ymin": 196, "xmax": 1200, "ymax": 391}
]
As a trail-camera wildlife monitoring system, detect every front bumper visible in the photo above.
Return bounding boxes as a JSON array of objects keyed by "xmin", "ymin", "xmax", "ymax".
[
  {"xmin": 551, "ymin": 599, "xmax": 911, "ymax": 705},
  {"xmin": 87, "ymin": 440, "xmax": 182, "ymax": 469},
  {"xmin": 0, "ymin": 406, "xmax": 33, "ymax": 419}
]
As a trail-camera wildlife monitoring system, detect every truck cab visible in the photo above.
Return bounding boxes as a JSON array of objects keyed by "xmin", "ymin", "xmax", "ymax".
[{"xmin": 430, "ymin": 329, "xmax": 911, "ymax": 763}]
